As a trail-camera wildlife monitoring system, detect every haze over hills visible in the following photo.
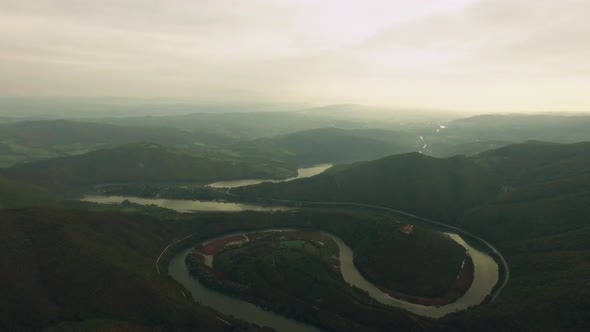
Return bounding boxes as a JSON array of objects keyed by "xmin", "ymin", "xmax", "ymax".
[
  {"xmin": 0, "ymin": 120, "xmax": 229, "ymax": 147},
  {"xmin": 400, "ymin": 113, "xmax": 590, "ymax": 158},
  {"xmin": 0, "ymin": 115, "xmax": 589, "ymax": 331},
  {"xmin": 446, "ymin": 114, "xmax": 590, "ymax": 143},
  {"xmin": 97, "ymin": 111, "xmax": 365, "ymax": 141},
  {"xmin": 239, "ymin": 141, "xmax": 590, "ymax": 226},
  {"xmin": 236, "ymin": 141, "xmax": 590, "ymax": 331},
  {"xmin": 4, "ymin": 111, "xmax": 590, "ymax": 167},
  {"xmin": 0, "ymin": 96, "xmax": 310, "ymax": 119},
  {"xmin": 1, "ymin": 143, "xmax": 295, "ymax": 188},
  {"xmin": 0, "ymin": 120, "xmax": 234, "ymax": 167},
  {"xmin": 231, "ymin": 127, "xmax": 416, "ymax": 166},
  {"xmin": 2, "ymin": 0, "xmax": 590, "ymax": 330}
]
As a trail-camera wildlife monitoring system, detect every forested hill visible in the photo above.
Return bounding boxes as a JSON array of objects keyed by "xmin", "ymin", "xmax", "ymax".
[
  {"xmin": 472, "ymin": 140, "xmax": 590, "ymax": 184},
  {"xmin": 448, "ymin": 114, "xmax": 590, "ymax": 142},
  {"xmin": 237, "ymin": 151, "xmax": 501, "ymax": 221},
  {"xmin": 236, "ymin": 141, "xmax": 590, "ymax": 331},
  {"xmin": 0, "ymin": 177, "xmax": 58, "ymax": 209},
  {"xmin": 0, "ymin": 208, "xmax": 252, "ymax": 331},
  {"xmin": 0, "ymin": 120, "xmax": 214, "ymax": 147},
  {"xmin": 238, "ymin": 141, "xmax": 590, "ymax": 223},
  {"xmin": 0, "ymin": 120, "xmax": 232, "ymax": 167},
  {"xmin": 1, "ymin": 143, "xmax": 295, "ymax": 188},
  {"xmin": 231, "ymin": 127, "xmax": 416, "ymax": 166}
]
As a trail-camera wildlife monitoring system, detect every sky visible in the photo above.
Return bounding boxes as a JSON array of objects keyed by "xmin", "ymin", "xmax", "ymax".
[{"xmin": 0, "ymin": 0, "xmax": 588, "ymax": 112}]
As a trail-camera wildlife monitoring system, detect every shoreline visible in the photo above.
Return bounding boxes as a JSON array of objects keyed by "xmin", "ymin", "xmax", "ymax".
[
  {"xmin": 373, "ymin": 255, "xmax": 475, "ymax": 307},
  {"xmin": 191, "ymin": 230, "xmax": 476, "ymax": 309}
]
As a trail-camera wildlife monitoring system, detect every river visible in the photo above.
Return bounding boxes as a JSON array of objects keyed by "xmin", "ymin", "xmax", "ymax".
[
  {"xmin": 167, "ymin": 228, "xmax": 499, "ymax": 331},
  {"xmin": 81, "ymin": 164, "xmax": 332, "ymax": 212},
  {"xmin": 207, "ymin": 164, "xmax": 332, "ymax": 188},
  {"xmin": 168, "ymin": 230, "xmax": 323, "ymax": 332},
  {"xmin": 81, "ymin": 161, "xmax": 499, "ymax": 329},
  {"xmin": 80, "ymin": 195, "xmax": 290, "ymax": 213},
  {"xmin": 332, "ymin": 232, "xmax": 498, "ymax": 318}
]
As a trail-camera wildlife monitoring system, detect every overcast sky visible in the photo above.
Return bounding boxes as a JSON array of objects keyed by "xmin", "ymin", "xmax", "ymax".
[{"xmin": 0, "ymin": 0, "xmax": 588, "ymax": 112}]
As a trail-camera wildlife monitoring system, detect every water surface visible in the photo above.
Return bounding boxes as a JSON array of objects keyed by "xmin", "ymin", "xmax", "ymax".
[
  {"xmin": 208, "ymin": 164, "xmax": 332, "ymax": 188},
  {"xmin": 334, "ymin": 232, "xmax": 498, "ymax": 318},
  {"xmin": 168, "ymin": 231, "xmax": 322, "ymax": 332},
  {"xmin": 168, "ymin": 228, "xmax": 499, "ymax": 332},
  {"xmin": 81, "ymin": 195, "xmax": 290, "ymax": 213}
]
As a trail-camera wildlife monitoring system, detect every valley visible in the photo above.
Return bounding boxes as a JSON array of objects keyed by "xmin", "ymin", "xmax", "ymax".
[
  {"xmin": 0, "ymin": 110, "xmax": 588, "ymax": 331},
  {"xmin": 2, "ymin": 3, "xmax": 589, "ymax": 330}
]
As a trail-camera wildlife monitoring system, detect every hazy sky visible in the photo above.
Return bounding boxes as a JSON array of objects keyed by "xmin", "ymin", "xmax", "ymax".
[{"xmin": 1, "ymin": 0, "xmax": 588, "ymax": 112}]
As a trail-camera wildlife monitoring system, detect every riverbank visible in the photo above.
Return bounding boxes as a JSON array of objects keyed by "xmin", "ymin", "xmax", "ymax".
[
  {"xmin": 69, "ymin": 200, "xmax": 500, "ymax": 328},
  {"xmin": 374, "ymin": 255, "xmax": 474, "ymax": 306},
  {"xmin": 183, "ymin": 229, "xmax": 418, "ymax": 332},
  {"xmin": 172, "ymin": 219, "xmax": 497, "ymax": 319}
]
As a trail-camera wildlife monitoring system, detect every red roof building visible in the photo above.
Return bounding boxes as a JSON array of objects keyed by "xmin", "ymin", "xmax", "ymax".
[{"xmin": 400, "ymin": 224, "xmax": 414, "ymax": 235}]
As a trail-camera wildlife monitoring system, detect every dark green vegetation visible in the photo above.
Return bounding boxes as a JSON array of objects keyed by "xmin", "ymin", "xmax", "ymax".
[
  {"xmin": 180, "ymin": 209, "xmax": 467, "ymax": 331},
  {"xmin": 2, "ymin": 107, "xmax": 590, "ymax": 331},
  {"xmin": 238, "ymin": 152, "xmax": 500, "ymax": 221},
  {"xmin": 0, "ymin": 208, "xmax": 269, "ymax": 332},
  {"xmin": 187, "ymin": 231, "xmax": 416, "ymax": 332},
  {"xmin": 352, "ymin": 224, "xmax": 467, "ymax": 299},
  {"xmin": 202, "ymin": 209, "xmax": 466, "ymax": 298},
  {"xmin": 238, "ymin": 141, "xmax": 590, "ymax": 331},
  {"xmin": 0, "ymin": 203, "xmax": 462, "ymax": 331},
  {"xmin": 98, "ymin": 183, "xmax": 227, "ymax": 201},
  {"xmin": 1, "ymin": 143, "xmax": 295, "ymax": 189},
  {"xmin": 0, "ymin": 177, "xmax": 58, "ymax": 209}
]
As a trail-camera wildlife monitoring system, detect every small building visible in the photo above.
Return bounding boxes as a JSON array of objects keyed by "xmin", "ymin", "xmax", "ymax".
[{"xmin": 400, "ymin": 224, "xmax": 414, "ymax": 235}]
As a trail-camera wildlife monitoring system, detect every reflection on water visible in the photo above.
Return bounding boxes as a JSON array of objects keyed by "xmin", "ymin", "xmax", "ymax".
[
  {"xmin": 168, "ymin": 229, "xmax": 499, "ymax": 332},
  {"xmin": 334, "ymin": 232, "xmax": 499, "ymax": 318},
  {"xmin": 208, "ymin": 164, "xmax": 332, "ymax": 188},
  {"xmin": 169, "ymin": 235, "xmax": 322, "ymax": 332},
  {"xmin": 80, "ymin": 195, "xmax": 290, "ymax": 213}
]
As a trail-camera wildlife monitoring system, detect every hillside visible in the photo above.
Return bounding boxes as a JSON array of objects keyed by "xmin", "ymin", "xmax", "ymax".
[
  {"xmin": 472, "ymin": 141, "xmax": 590, "ymax": 184},
  {"xmin": 448, "ymin": 114, "xmax": 590, "ymax": 143},
  {"xmin": 0, "ymin": 208, "xmax": 259, "ymax": 331},
  {"xmin": 1, "ymin": 143, "xmax": 296, "ymax": 188},
  {"xmin": 100, "ymin": 112, "xmax": 362, "ymax": 140},
  {"xmin": 0, "ymin": 177, "xmax": 58, "ymax": 209},
  {"xmin": 407, "ymin": 114, "xmax": 590, "ymax": 159},
  {"xmin": 239, "ymin": 141, "xmax": 590, "ymax": 220},
  {"xmin": 0, "ymin": 120, "xmax": 232, "ymax": 167},
  {"xmin": 237, "ymin": 141, "xmax": 590, "ymax": 331},
  {"xmin": 231, "ymin": 127, "xmax": 415, "ymax": 166},
  {"xmin": 238, "ymin": 152, "xmax": 500, "ymax": 220}
]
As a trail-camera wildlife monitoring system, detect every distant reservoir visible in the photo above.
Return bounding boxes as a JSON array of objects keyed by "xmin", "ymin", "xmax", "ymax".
[{"xmin": 207, "ymin": 163, "xmax": 332, "ymax": 188}]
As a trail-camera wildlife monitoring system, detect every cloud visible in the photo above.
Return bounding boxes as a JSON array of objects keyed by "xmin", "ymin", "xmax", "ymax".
[
  {"xmin": 0, "ymin": 0, "xmax": 588, "ymax": 111},
  {"xmin": 361, "ymin": 0, "xmax": 590, "ymax": 63}
]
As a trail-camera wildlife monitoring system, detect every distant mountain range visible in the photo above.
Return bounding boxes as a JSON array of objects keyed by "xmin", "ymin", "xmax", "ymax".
[
  {"xmin": 231, "ymin": 127, "xmax": 416, "ymax": 166},
  {"xmin": 1, "ymin": 143, "xmax": 295, "ymax": 188}
]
